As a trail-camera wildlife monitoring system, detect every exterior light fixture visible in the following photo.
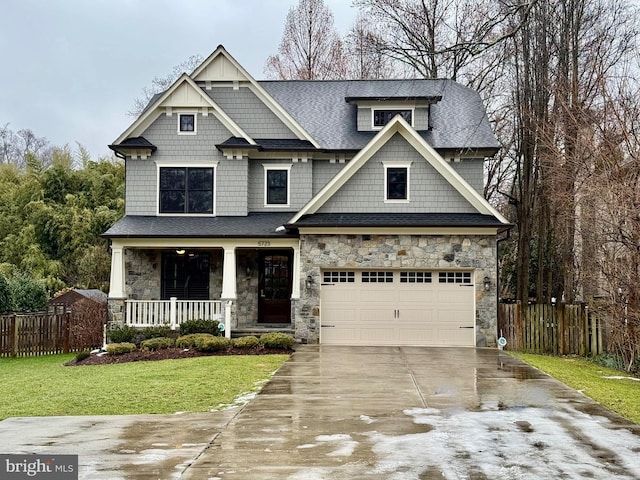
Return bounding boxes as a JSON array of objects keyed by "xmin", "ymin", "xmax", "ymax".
[
  {"xmin": 176, "ymin": 249, "xmax": 186, "ymax": 255},
  {"xmin": 483, "ymin": 276, "xmax": 491, "ymax": 291},
  {"xmin": 305, "ymin": 275, "xmax": 314, "ymax": 290}
]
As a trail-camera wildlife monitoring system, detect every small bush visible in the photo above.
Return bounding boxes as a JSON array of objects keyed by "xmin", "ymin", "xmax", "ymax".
[
  {"xmin": 75, "ymin": 351, "xmax": 91, "ymax": 362},
  {"xmin": 233, "ymin": 336, "xmax": 260, "ymax": 349},
  {"xmin": 8, "ymin": 273, "xmax": 47, "ymax": 312},
  {"xmin": 141, "ymin": 337, "xmax": 175, "ymax": 351},
  {"xmin": 107, "ymin": 325, "xmax": 139, "ymax": 344},
  {"xmin": 106, "ymin": 342, "xmax": 136, "ymax": 355},
  {"xmin": 259, "ymin": 332, "xmax": 295, "ymax": 349},
  {"xmin": 140, "ymin": 325, "xmax": 173, "ymax": 340},
  {"xmin": 176, "ymin": 333, "xmax": 215, "ymax": 348},
  {"xmin": 195, "ymin": 336, "xmax": 231, "ymax": 352},
  {"xmin": 179, "ymin": 319, "xmax": 220, "ymax": 336}
]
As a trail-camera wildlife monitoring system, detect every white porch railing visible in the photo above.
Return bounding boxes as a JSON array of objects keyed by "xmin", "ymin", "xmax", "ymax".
[{"xmin": 125, "ymin": 298, "xmax": 231, "ymax": 338}]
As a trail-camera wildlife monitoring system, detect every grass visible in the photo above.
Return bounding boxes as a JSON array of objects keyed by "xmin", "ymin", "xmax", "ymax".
[
  {"xmin": 0, "ymin": 353, "xmax": 289, "ymax": 420},
  {"xmin": 511, "ymin": 352, "xmax": 640, "ymax": 424}
]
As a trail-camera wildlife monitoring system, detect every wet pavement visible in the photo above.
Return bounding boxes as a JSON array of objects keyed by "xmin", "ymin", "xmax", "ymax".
[{"xmin": 1, "ymin": 346, "xmax": 640, "ymax": 479}]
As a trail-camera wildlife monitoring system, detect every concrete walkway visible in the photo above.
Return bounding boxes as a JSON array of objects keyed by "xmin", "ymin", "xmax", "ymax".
[{"xmin": 1, "ymin": 346, "xmax": 639, "ymax": 479}]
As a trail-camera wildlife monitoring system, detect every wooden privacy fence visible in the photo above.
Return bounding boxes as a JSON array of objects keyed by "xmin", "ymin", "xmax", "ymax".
[
  {"xmin": 498, "ymin": 302, "xmax": 605, "ymax": 356},
  {"xmin": 0, "ymin": 303, "xmax": 106, "ymax": 357}
]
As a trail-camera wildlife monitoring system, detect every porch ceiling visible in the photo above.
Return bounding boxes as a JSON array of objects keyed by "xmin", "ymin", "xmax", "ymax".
[{"xmin": 103, "ymin": 213, "xmax": 297, "ymax": 238}]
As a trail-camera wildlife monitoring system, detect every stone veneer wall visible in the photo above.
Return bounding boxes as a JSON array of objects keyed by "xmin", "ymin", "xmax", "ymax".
[{"xmin": 295, "ymin": 234, "xmax": 498, "ymax": 346}]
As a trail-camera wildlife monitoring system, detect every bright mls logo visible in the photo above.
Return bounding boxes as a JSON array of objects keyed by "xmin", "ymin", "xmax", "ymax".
[{"xmin": 0, "ymin": 455, "xmax": 78, "ymax": 479}]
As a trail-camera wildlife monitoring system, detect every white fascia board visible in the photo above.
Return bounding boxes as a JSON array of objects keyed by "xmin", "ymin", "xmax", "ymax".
[
  {"xmin": 113, "ymin": 73, "xmax": 255, "ymax": 146},
  {"xmin": 192, "ymin": 45, "xmax": 320, "ymax": 148}
]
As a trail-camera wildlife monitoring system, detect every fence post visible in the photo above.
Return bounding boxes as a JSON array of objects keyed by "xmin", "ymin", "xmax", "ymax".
[
  {"xmin": 558, "ymin": 303, "xmax": 566, "ymax": 355},
  {"xmin": 170, "ymin": 297, "xmax": 177, "ymax": 330},
  {"xmin": 11, "ymin": 314, "xmax": 17, "ymax": 358},
  {"xmin": 224, "ymin": 301, "xmax": 232, "ymax": 339},
  {"xmin": 515, "ymin": 300, "xmax": 522, "ymax": 351}
]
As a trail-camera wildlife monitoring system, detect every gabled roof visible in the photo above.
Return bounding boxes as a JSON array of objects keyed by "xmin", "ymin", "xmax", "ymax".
[
  {"xmin": 260, "ymin": 79, "xmax": 499, "ymax": 152},
  {"xmin": 191, "ymin": 45, "xmax": 320, "ymax": 148},
  {"xmin": 113, "ymin": 73, "xmax": 255, "ymax": 146},
  {"xmin": 288, "ymin": 115, "xmax": 509, "ymax": 225},
  {"xmin": 217, "ymin": 137, "xmax": 316, "ymax": 151}
]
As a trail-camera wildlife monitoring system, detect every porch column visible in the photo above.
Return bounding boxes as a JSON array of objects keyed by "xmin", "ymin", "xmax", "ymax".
[
  {"xmin": 108, "ymin": 244, "xmax": 125, "ymax": 298},
  {"xmin": 291, "ymin": 243, "xmax": 301, "ymax": 299},
  {"xmin": 221, "ymin": 246, "xmax": 237, "ymax": 300}
]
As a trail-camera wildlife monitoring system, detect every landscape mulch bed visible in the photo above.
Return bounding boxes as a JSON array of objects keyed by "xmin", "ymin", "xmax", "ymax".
[{"xmin": 65, "ymin": 346, "xmax": 293, "ymax": 366}]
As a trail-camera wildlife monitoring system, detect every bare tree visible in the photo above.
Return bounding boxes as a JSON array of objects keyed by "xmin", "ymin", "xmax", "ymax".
[
  {"xmin": 128, "ymin": 54, "xmax": 203, "ymax": 117},
  {"xmin": 265, "ymin": 0, "xmax": 345, "ymax": 80},
  {"xmin": 343, "ymin": 13, "xmax": 397, "ymax": 79},
  {"xmin": 0, "ymin": 124, "xmax": 51, "ymax": 170}
]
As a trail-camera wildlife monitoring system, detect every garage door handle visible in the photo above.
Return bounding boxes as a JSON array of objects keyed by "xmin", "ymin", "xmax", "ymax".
[
  {"xmin": 322, "ymin": 325, "xmax": 336, "ymax": 328},
  {"xmin": 459, "ymin": 284, "xmax": 475, "ymax": 287},
  {"xmin": 459, "ymin": 326, "xmax": 474, "ymax": 329}
]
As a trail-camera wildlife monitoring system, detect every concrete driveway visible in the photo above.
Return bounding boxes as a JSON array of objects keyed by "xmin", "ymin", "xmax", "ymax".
[{"xmin": 1, "ymin": 346, "xmax": 639, "ymax": 479}]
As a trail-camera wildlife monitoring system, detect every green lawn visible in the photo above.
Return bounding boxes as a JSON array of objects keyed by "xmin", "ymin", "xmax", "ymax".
[
  {"xmin": 0, "ymin": 353, "xmax": 289, "ymax": 420},
  {"xmin": 511, "ymin": 353, "xmax": 640, "ymax": 424}
]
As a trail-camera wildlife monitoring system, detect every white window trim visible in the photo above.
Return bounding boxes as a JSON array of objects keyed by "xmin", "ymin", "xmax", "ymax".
[
  {"xmin": 383, "ymin": 161, "xmax": 412, "ymax": 203},
  {"xmin": 372, "ymin": 107, "xmax": 414, "ymax": 130},
  {"xmin": 156, "ymin": 160, "xmax": 218, "ymax": 216},
  {"xmin": 177, "ymin": 112, "xmax": 197, "ymax": 135},
  {"xmin": 263, "ymin": 163, "xmax": 292, "ymax": 208}
]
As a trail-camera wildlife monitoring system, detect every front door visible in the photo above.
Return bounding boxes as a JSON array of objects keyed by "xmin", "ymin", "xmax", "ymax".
[{"xmin": 258, "ymin": 251, "xmax": 292, "ymax": 323}]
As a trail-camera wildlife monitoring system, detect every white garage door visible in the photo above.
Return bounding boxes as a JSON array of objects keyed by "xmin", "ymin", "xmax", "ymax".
[{"xmin": 320, "ymin": 270, "xmax": 475, "ymax": 346}]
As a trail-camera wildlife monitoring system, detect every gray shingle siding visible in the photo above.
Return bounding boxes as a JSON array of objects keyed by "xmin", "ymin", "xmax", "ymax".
[
  {"xmin": 318, "ymin": 133, "xmax": 477, "ymax": 214},
  {"xmin": 312, "ymin": 161, "xmax": 343, "ymax": 195},
  {"xmin": 125, "ymin": 113, "xmax": 242, "ymax": 216},
  {"xmin": 205, "ymin": 86, "xmax": 297, "ymax": 140},
  {"xmin": 450, "ymin": 159, "xmax": 485, "ymax": 193},
  {"xmin": 247, "ymin": 160, "xmax": 312, "ymax": 212}
]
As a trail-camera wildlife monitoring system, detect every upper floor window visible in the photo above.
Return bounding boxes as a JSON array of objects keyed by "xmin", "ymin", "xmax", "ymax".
[
  {"xmin": 178, "ymin": 113, "xmax": 196, "ymax": 134},
  {"xmin": 159, "ymin": 167, "xmax": 213, "ymax": 214},
  {"xmin": 373, "ymin": 109, "xmax": 412, "ymax": 128},
  {"xmin": 263, "ymin": 164, "xmax": 292, "ymax": 207},
  {"xmin": 384, "ymin": 162, "xmax": 411, "ymax": 202}
]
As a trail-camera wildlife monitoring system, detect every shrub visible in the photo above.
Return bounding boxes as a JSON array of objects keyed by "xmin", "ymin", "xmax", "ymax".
[
  {"xmin": 176, "ymin": 333, "xmax": 215, "ymax": 349},
  {"xmin": 233, "ymin": 336, "xmax": 260, "ymax": 349},
  {"xmin": 195, "ymin": 336, "xmax": 231, "ymax": 352},
  {"xmin": 141, "ymin": 337, "xmax": 175, "ymax": 351},
  {"xmin": 0, "ymin": 274, "xmax": 11, "ymax": 313},
  {"xmin": 259, "ymin": 332, "xmax": 295, "ymax": 349},
  {"xmin": 106, "ymin": 342, "xmax": 136, "ymax": 355},
  {"xmin": 107, "ymin": 325, "xmax": 138, "ymax": 344},
  {"xmin": 140, "ymin": 325, "xmax": 173, "ymax": 340},
  {"xmin": 8, "ymin": 274, "xmax": 47, "ymax": 312},
  {"xmin": 75, "ymin": 350, "xmax": 91, "ymax": 362},
  {"xmin": 179, "ymin": 319, "xmax": 220, "ymax": 336}
]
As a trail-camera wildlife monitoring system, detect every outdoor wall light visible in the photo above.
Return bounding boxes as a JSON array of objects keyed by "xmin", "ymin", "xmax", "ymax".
[
  {"xmin": 305, "ymin": 275, "xmax": 314, "ymax": 289},
  {"xmin": 483, "ymin": 276, "xmax": 491, "ymax": 291},
  {"xmin": 176, "ymin": 249, "xmax": 186, "ymax": 255}
]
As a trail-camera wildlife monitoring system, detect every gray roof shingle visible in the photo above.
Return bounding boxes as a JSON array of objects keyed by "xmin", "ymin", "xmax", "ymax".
[
  {"xmin": 103, "ymin": 213, "xmax": 297, "ymax": 238},
  {"xmin": 259, "ymin": 79, "xmax": 499, "ymax": 152},
  {"xmin": 290, "ymin": 213, "xmax": 510, "ymax": 229}
]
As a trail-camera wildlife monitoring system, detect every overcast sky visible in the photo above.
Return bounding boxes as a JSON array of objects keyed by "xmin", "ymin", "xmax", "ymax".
[{"xmin": 0, "ymin": 0, "xmax": 358, "ymax": 160}]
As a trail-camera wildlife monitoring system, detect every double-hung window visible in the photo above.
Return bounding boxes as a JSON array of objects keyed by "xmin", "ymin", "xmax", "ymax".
[
  {"xmin": 159, "ymin": 167, "xmax": 213, "ymax": 214},
  {"xmin": 263, "ymin": 164, "xmax": 292, "ymax": 206}
]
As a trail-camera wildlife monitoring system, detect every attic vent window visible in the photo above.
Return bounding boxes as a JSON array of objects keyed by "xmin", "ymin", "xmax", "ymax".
[
  {"xmin": 178, "ymin": 114, "xmax": 196, "ymax": 134},
  {"xmin": 373, "ymin": 109, "xmax": 412, "ymax": 128}
]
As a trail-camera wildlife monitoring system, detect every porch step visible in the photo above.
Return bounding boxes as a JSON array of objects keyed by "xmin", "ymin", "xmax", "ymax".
[{"xmin": 232, "ymin": 326, "xmax": 295, "ymax": 338}]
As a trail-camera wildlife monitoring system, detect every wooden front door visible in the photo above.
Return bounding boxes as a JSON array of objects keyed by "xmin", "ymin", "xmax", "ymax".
[{"xmin": 258, "ymin": 251, "xmax": 292, "ymax": 323}]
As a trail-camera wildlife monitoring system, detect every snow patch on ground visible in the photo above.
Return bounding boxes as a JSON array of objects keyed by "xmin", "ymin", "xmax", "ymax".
[
  {"xmin": 364, "ymin": 405, "xmax": 640, "ymax": 479},
  {"xmin": 602, "ymin": 375, "xmax": 640, "ymax": 382}
]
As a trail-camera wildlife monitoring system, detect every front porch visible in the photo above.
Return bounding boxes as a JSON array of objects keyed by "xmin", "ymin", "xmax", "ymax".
[{"xmin": 107, "ymin": 237, "xmax": 301, "ymax": 339}]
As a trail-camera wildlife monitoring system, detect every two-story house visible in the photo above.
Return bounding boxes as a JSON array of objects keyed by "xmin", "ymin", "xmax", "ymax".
[{"xmin": 104, "ymin": 45, "xmax": 510, "ymax": 347}]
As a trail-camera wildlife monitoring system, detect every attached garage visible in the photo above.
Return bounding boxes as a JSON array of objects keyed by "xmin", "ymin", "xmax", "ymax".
[{"xmin": 320, "ymin": 270, "xmax": 476, "ymax": 346}]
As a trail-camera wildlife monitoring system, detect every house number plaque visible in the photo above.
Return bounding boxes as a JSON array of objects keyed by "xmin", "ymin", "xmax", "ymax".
[{"xmin": 258, "ymin": 241, "xmax": 271, "ymax": 247}]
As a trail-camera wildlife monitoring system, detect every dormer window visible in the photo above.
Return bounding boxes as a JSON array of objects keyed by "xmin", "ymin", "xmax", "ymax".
[
  {"xmin": 373, "ymin": 109, "xmax": 413, "ymax": 128},
  {"xmin": 178, "ymin": 114, "xmax": 196, "ymax": 134}
]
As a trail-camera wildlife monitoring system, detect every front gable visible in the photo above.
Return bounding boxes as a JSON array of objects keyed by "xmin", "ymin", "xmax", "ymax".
[{"xmin": 289, "ymin": 115, "xmax": 509, "ymax": 225}]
